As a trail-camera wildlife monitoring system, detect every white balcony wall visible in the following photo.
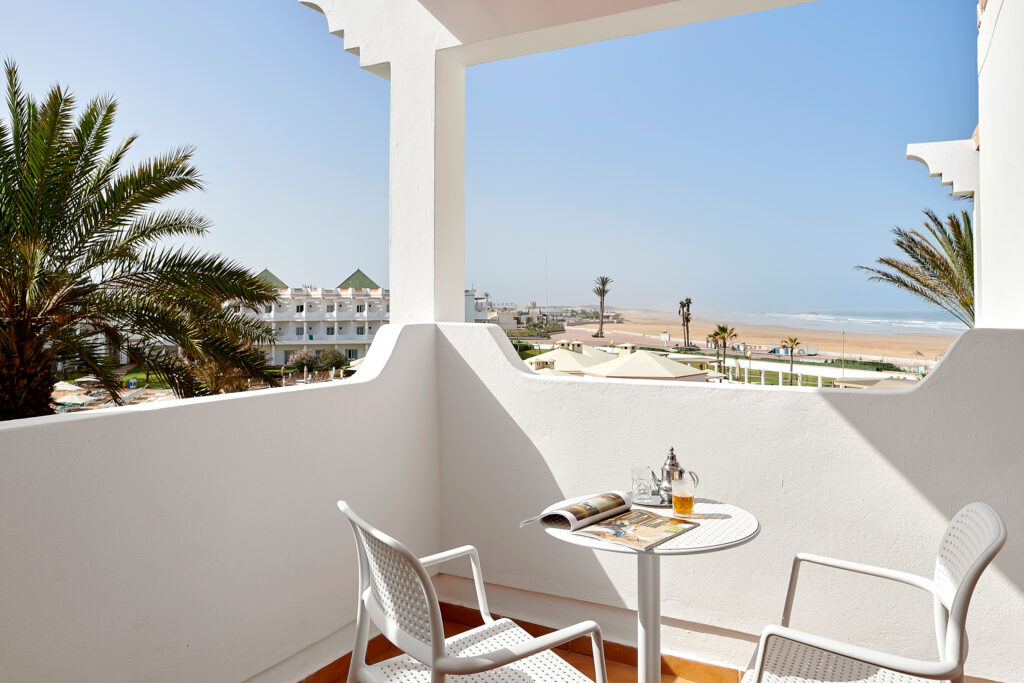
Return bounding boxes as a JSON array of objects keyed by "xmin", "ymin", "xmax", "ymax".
[
  {"xmin": 436, "ymin": 323, "xmax": 1024, "ymax": 683},
  {"xmin": 1, "ymin": 324, "xmax": 1022, "ymax": 682},
  {"xmin": 0, "ymin": 324, "xmax": 441, "ymax": 683}
]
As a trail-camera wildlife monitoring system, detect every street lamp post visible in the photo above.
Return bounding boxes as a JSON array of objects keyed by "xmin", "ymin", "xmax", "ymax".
[{"xmin": 746, "ymin": 349, "xmax": 753, "ymax": 384}]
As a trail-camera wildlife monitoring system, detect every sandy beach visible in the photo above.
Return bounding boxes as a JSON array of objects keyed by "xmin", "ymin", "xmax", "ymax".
[{"xmin": 573, "ymin": 309, "xmax": 960, "ymax": 361}]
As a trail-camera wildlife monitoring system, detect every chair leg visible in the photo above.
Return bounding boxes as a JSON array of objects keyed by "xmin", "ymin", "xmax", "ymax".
[
  {"xmin": 347, "ymin": 602, "xmax": 371, "ymax": 683},
  {"xmin": 590, "ymin": 631, "xmax": 608, "ymax": 683}
]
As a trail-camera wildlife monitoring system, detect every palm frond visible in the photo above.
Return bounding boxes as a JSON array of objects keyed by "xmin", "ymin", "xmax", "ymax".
[{"xmin": 856, "ymin": 209, "xmax": 973, "ymax": 327}]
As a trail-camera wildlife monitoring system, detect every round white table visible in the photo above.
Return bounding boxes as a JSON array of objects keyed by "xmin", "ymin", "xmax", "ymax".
[{"xmin": 544, "ymin": 498, "xmax": 759, "ymax": 683}]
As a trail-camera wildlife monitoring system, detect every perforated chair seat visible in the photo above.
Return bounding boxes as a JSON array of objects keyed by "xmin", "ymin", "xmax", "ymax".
[
  {"xmin": 740, "ymin": 637, "xmax": 945, "ymax": 683},
  {"xmin": 364, "ymin": 619, "xmax": 593, "ymax": 683}
]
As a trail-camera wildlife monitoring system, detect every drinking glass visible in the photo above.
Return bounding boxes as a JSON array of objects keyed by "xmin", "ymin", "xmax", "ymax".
[
  {"xmin": 671, "ymin": 474, "xmax": 698, "ymax": 516},
  {"xmin": 631, "ymin": 465, "xmax": 653, "ymax": 503}
]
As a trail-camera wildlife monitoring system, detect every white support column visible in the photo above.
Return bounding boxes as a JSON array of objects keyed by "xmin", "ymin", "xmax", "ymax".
[
  {"xmin": 744, "ymin": 367, "xmax": 749, "ymax": 383},
  {"xmin": 797, "ymin": 373, "xmax": 803, "ymax": 387},
  {"xmin": 388, "ymin": 53, "xmax": 466, "ymax": 324},
  {"xmin": 636, "ymin": 553, "xmax": 661, "ymax": 683},
  {"xmin": 760, "ymin": 371, "xmax": 765, "ymax": 386},
  {"xmin": 818, "ymin": 375, "xmax": 823, "ymax": 388},
  {"xmin": 977, "ymin": 0, "xmax": 1024, "ymax": 327}
]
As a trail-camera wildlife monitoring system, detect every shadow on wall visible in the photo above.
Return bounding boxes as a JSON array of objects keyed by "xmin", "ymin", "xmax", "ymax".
[
  {"xmin": 429, "ymin": 322, "xmax": 1024, "ymax": 681},
  {"xmin": 435, "ymin": 327, "xmax": 628, "ymax": 609},
  {"xmin": 821, "ymin": 328, "xmax": 1024, "ymax": 594}
]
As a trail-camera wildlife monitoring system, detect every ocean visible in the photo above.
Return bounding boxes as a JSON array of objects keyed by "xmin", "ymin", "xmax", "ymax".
[{"xmin": 708, "ymin": 310, "xmax": 967, "ymax": 336}]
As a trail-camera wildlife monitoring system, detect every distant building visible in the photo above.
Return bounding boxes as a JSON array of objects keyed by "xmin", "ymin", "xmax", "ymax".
[{"xmin": 252, "ymin": 268, "xmax": 487, "ymax": 365}]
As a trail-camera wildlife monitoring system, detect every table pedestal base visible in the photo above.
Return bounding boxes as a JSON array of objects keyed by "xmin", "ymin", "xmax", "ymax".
[{"xmin": 637, "ymin": 553, "xmax": 661, "ymax": 683}]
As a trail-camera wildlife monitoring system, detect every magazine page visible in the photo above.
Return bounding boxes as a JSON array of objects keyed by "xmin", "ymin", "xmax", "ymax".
[
  {"xmin": 519, "ymin": 491, "xmax": 632, "ymax": 531},
  {"xmin": 573, "ymin": 509, "xmax": 699, "ymax": 550}
]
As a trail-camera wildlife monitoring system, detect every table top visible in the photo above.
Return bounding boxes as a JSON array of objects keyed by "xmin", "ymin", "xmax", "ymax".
[{"xmin": 543, "ymin": 497, "xmax": 759, "ymax": 556}]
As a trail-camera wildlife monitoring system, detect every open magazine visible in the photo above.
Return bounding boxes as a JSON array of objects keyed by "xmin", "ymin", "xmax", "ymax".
[{"xmin": 520, "ymin": 491, "xmax": 698, "ymax": 551}]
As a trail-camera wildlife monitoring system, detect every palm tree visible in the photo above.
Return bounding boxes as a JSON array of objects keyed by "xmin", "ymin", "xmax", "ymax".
[
  {"xmin": 678, "ymin": 297, "xmax": 692, "ymax": 347},
  {"xmin": 781, "ymin": 337, "xmax": 801, "ymax": 385},
  {"xmin": 856, "ymin": 209, "xmax": 974, "ymax": 327},
  {"xmin": 710, "ymin": 323, "xmax": 736, "ymax": 374},
  {"xmin": 592, "ymin": 276, "xmax": 613, "ymax": 338},
  {"xmin": 0, "ymin": 61, "xmax": 278, "ymax": 420}
]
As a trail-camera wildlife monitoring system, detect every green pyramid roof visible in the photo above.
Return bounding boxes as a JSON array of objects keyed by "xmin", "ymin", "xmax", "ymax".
[
  {"xmin": 338, "ymin": 268, "xmax": 380, "ymax": 289},
  {"xmin": 257, "ymin": 268, "xmax": 287, "ymax": 289}
]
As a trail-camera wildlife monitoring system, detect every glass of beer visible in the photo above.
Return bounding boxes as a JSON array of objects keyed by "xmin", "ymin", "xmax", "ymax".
[{"xmin": 671, "ymin": 474, "xmax": 697, "ymax": 516}]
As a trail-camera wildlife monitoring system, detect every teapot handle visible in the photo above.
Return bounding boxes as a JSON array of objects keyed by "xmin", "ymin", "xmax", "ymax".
[{"xmin": 688, "ymin": 470, "xmax": 699, "ymax": 488}]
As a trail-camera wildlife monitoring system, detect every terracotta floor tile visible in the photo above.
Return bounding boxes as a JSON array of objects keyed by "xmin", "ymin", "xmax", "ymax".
[
  {"xmin": 304, "ymin": 613, "xmax": 740, "ymax": 683},
  {"xmin": 304, "ymin": 653, "xmax": 349, "ymax": 683},
  {"xmin": 439, "ymin": 602, "xmax": 489, "ymax": 627},
  {"xmin": 661, "ymin": 655, "xmax": 739, "ymax": 683},
  {"xmin": 365, "ymin": 643, "xmax": 403, "ymax": 666},
  {"xmin": 444, "ymin": 621, "xmax": 475, "ymax": 637},
  {"xmin": 558, "ymin": 650, "xmax": 687, "ymax": 683}
]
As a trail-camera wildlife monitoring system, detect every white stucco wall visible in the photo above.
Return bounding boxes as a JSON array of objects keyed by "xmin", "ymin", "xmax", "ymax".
[
  {"xmin": 1, "ymin": 324, "xmax": 1021, "ymax": 681},
  {"xmin": 976, "ymin": 0, "xmax": 1024, "ymax": 328},
  {"xmin": 436, "ymin": 323, "xmax": 1024, "ymax": 682},
  {"xmin": 0, "ymin": 324, "xmax": 441, "ymax": 683}
]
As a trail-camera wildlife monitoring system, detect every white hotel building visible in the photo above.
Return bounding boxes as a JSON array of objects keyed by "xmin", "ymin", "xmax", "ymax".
[{"xmin": 255, "ymin": 268, "xmax": 487, "ymax": 365}]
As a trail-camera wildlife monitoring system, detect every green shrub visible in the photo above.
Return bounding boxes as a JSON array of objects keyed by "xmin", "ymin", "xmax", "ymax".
[
  {"xmin": 319, "ymin": 348, "xmax": 349, "ymax": 369},
  {"xmin": 287, "ymin": 349, "xmax": 319, "ymax": 370}
]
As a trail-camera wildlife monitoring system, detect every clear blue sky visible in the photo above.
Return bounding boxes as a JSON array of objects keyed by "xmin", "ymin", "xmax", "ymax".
[{"xmin": 2, "ymin": 0, "xmax": 977, "ymax": 314}]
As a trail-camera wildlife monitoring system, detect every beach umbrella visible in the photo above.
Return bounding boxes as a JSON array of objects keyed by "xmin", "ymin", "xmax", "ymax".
[
  {"xmin": 53, "ymin": 393, "xmax": 99, "ymax": 405},
  {"xmin": 864, "ymin": 378, "xmax": 920, "ymax": 391},
  {"xmin": 581, "ymin": 350, "xmax": 708, "ymax": 381},
  {"xmin": 73, "ymin": 375, "xmax": 99, "ymax": 384},
  {"xmin": 532, "ymin": 367, "xmax": 571, "ymax": 376},
  {"xmin": 53, "ymin": 381, "xmax": 80, "ymax": 392},
  {"xmin": 525, "ymin": 349, "xmax": 608, "ymax": 375}
]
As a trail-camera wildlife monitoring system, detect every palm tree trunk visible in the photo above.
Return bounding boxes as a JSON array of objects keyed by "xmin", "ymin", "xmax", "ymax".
[
  {"xmin": 789, "ymin": 355, "xmax": 794, "ymax": 385},
  {"xmin": 0, "ymin": 334, "xmax": 57, "ymax": 420},
  {"xmin": 598, "ymin": 298, "xmax": 605, "ymax": 338}
]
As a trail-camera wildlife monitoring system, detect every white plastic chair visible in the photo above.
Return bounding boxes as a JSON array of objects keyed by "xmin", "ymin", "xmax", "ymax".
[
  {"xmin": 338, "ymin": 501, "xmax": 608, "ymax": 683},
  {"xmin": 743, "ymin": 502, "xmax": 1006, "ymax": 683}
]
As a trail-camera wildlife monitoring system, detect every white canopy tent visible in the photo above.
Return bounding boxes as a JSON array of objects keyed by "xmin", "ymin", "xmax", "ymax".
[
  {"xmin": 525, "ymin": 349, "xmax": 608, "ymax": 375},
  {"xmin": 582, "ymin": 350, "xmax": 709, "ymax": 381}
]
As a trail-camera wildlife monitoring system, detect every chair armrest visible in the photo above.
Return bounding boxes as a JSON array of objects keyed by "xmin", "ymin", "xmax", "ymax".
[
  {"xmin": 752, "ymin": 625, "xmax": 960, "ymax": 682},
  {"xmin": 437, "ymin": 620, "xmax": 606, "ymax": 681},
  {"xmin": 781, "ymin": 552, "xmax": 938, "ymax": 626},
  {"xmin": 419, "ymin": 545, "xmax": 478, "ymax": 568},
  {"xmin": 419, "ymin": 545, "xmax": 493, "ymax": 624}
]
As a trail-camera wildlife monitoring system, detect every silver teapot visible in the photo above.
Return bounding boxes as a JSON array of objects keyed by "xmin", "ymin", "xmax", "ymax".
[{"xmin": 652, "ymin": 447, "xmax": 699, "ymax": 503}]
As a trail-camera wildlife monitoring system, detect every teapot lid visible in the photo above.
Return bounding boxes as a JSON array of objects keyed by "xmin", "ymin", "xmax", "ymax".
[{"xmin": 662, "ymin": 447, "xmax": 681, "ymax": 472}]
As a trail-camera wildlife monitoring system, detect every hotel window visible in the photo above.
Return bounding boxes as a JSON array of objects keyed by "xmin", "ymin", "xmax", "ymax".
[
  {"xmin": 357, "ymin": 326, "xmax": 365, "ymax": 335},
  {"xmin": 356, "ymin": 304, "xmax": 365, "ymax": 313},
  {"xmin": 327, "ymin": 304, "xmax": 335, "ymax": 313},
  {"xmin": 264, "ymin": 304, "xmax": 273, "ymax": 313},
  {"xmin": 295, "ymin": 326, "xmax": 303, "ymax": 336},
  {"xmin": 295, "ymin": 304, "xmax": 304, "ymax": 313},
  {"xmin": 386, "ymin": 304, "xmax": 390, "ymax": 312},
  {"xmin": 326, "ymin": 326, "xmax": 335, "ymax": 335},
  {"xmin": 346, "ymin": 349, "xmax": 357, "ymax": 360}
]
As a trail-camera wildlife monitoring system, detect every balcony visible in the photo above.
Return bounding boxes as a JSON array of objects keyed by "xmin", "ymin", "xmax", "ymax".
[
  {"xmin": 2, "ymin": 323, "xmax": 1020, "ymax": 683},
  {"xmin": 1, "ymin": 1, "xmax": 1022, "ymax": 682}
]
